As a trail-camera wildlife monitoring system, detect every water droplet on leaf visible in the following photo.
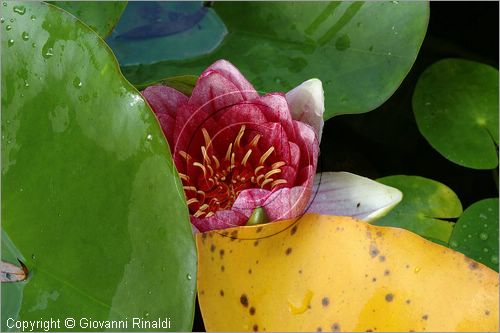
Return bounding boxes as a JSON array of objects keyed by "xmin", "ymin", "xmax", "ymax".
[
  {"xmin": 7, "ymin": 39, "xmax": 14, "ymax": 47},
  {"xmin": 186, "ymin": 273, "xmax": 192, "ymax": 280},
  {"xmin": 73, "ymin": 77, "xmax": 82, "ymax": 88},
  {"xmin": 30, "ymin": 15, "xmax": 36, "ymax": 21},
  {"xmin": 13, "ymin": 5, "xmax": 26, "ymax": 15},
  {"xmin": 146, "ymin": 134, "xmax": 153, "ymax": 141},
  {"xmin": 6, "ymin": 24, "xmax": 11, "ymax": 31},
  {"xmin": 21, "ymin": 31, "xmax": 29, "ymax": 41},
  {"xmin": 491, "ymin": 256, "xmax": 499, "ymax": 264},
  {"xmin": 450, "ymin": 241, "xmax": 458, "ymax": 248},
  {"xmin": 479, "ymin": 233, "xmax": 488, "ymax": 240}
]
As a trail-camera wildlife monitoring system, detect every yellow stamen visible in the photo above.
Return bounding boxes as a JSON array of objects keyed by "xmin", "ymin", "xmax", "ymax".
[
  {"xmin": 202, "ymin": 128, "xmax": 212, "ymax": 148},
  {"xmin": 249, "ymin": 134, "xmax": 261, "ymax": 147},
  {"xmin": 183, "ymin": 186, "xmax": 197, "ymax": 192},
  {"xmin": 205, "ymin": 212, "xmax": 215, "ymax": 218},
  {"xmin": 179, "ymin": 150, "xmax": 192, "ymax": 160},
  {"xmin": 201, "ymin": 146, "xmax": 211, "ymax": 165},
  {"xmin": 272, "ymin": 161, "xmax": 286, "ymax": 170},
  {"xmin": 178, "ymin": 173, "xmax": 190, "ymax": 181},
  {"xmin": 271, "ymin": 179, "xmax": 287, "ymax": 188},
  {"xmin": 193, "ymin": 162, "xmax": 207, "ymax": 177},
  {"xmin": 259, "ymin": 146, "xmax": 275, "ymax": 165},
  {"xmin": 260, "ymin": 178, "xmax": 274, "ymax": 188},
  {"xmin": 212, "ymin": 155, "xmax": 220, "ymax": 169},
  {"xmin": 255, "ymin": 165, "xmax": 265, "ymax": 175},
  {"xmin": 186, "ymin": 198, "xmax": 199, "ymax": 205},
  {"xmin": 241, "ymin": 149, "xmax": 252, "ymax": 166},
  {"xmin": 264, "ymin": 169, "xmax": 281, "ymax": 179},
  {"xmin": 199, "ymin": 204, "xmax": 209, "ymax": 211},
  {"xmin": 194, "ymin": 211, "xmax": 205, "ymax": 218},
  {"xmin": 235, "ymin": 125, "xmax": 246, "ymax": 148},
  {"xmin": 225, "ymin": 143, "xmax": 233, "ymax": 161}
]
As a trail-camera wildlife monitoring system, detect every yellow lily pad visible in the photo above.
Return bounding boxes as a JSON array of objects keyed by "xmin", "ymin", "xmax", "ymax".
[{"xmin": 196, "ymin": 214, "xmax": 498, "ymax": 332}]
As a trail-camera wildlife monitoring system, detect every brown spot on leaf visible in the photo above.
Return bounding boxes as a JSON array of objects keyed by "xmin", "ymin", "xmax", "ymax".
[
  {"xmin": 220, "ymin": 290, "xmax": 224, "ymax": 297},
  {"xmin": 254, "ymin": 240, "xmax": 259, "ymax": 247},
  {"xmin": 219, "ymin": 249, "xmax": 225, "ymax": 258},
  {"xmin": 201, "ymin": 233, "xmax": 207, "ymax": 241},
  {"xmin": 253, "ymin": 324, "xmax": 259, "ymax": 332},
  {"xmin": 422, "ymin": 315, "xmax": 428, "ymax": 320},
  {"xmin": 230, "ymin": 230, "xmax": 238, "ymax": 240},
  {"xmin": 298, "ymin": 269, "xmax": 303, "ymax": 274},
  {"xmin": 322, "ymin": 297, "xmax": 329, "ymax": 307},
  {"xmin": 249, "ymin": 306, "xmax": 256, "ymax": 315},
  {"xmin": 256, "ymin": 226, "xmax": 263, "ymax": 233},
  {"xmin": 210, "ymin": 244, "xmax": 216, "ymax": 252},
  {"xmin": 376, "ymin": 231, "xmax": 382, "ymax": 237},
  {"xmin": 469, "ymin": 262, "xmax": 479, "ymax": 270},
  {"xmin": 384, "ymin": 269, "xmax": 390, "ymax": 276},
  {"xmin": 485, "ymin": 310, "xmax": 490, "ymax": 316},
  {"xmin": 248, "ymin": 269, "xmax": 252, "ymax": 274},
  {"xmin": 372, "ymin": 277, "xmax": 377, "ymax": 282},
  {"xmin": 357, "ymin": 202, "xmax": 361, "ymax": 208},
  {"xmin": 316, "ymin": 327, "xmax": 322, "ymax": 332},
  {"xmin": 331, "ymin": 323, "xmax": 340, "ymax": 332},
  {"xmin": 200, "ymin": 290, "xmax": 205, "ymax": 295},
  {"xmin": 285, "ymin": 248, "xmax": 293, "ymax": 255},
  {"xmin": 221, "ymin": 265, "xmax": 225, "ymax": 272},
  {"xmin": 240, "ymin": 294, "xmax": 249, "ymax": 307},
  {"xmin": 291, "ymin": 225, "xmax": 298, "ymax": 235},
  {"xmin": 406, "ymin": 299, "xmax": 411, "ymax": 304},
  {"xmin": 369, "ymin": 244, "xmax": 379, "ymax": 258},
  {"xmin": 385, "ymin": 293, "xmax": 394, "ymax": 302},
  {"xmin": 379, "ymin": 256, "xmax": 386, "ymax": 262}
]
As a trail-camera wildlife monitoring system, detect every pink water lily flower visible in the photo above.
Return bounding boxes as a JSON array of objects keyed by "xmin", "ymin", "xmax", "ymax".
[{"xmin": 143, "ymin": 60, "xmax": 402, "ymax": 232}]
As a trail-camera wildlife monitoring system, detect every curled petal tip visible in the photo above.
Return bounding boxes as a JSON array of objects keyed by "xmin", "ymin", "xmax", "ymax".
[
  {"xmin": 286, "ymin": 78, "xmax": 325, "ymax": 141},
  {"xmin": 308, "ymin": 172, "xmax": 403, "ymax": 222}
]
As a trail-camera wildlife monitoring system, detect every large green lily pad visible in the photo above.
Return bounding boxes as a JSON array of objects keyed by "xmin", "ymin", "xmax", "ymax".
[
  {"xmin": 49, "ymin": 1, "xmax": 127, "ymax": 37},
  {"xmin": 412, "ymin": 59, "xmax": 499, "ymax": 169},
  {"xmin": 1, "ymin": 2, "xmax": 196, "ymax": 331},
  {"xmin": 117, "ymin": 1, "xmax": 429, "ymax": 119},
  {"xmin": 374, "ymin": 175, "xmax": 463, "ymax": 244},
  {"xmin": 449, "ymin": 198, "xmax": 499, "ymax": 271}
]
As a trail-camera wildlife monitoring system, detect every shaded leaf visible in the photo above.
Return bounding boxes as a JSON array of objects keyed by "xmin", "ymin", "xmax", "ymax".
[
  {"xmin": 197, "ymin": 214, "xmax": 498, "ymax": 331},
  {"xmin": 1, "ymin": 2, "xmax": 195, "ymax": 330},
  {"xmin": 135, "ymin": 75, "xmax": 198, "ymax": 96},
  {"xmin": 412, "ymin": 58, "xmax": 499, "ymax": 169},
  {"xmin": 374, "ymin": 175, "xmax": 462, "ymax": 243},
  {"xmin": 114, "ymin": 1, "xmax": 429, "ymax": 119},
  {"xmin": 449, "ymin": 198, "xmax": 499, "ymax": 272},
  {"xmin": 50, "ymin": 1, "xmax": 127, "ymax": 37}
]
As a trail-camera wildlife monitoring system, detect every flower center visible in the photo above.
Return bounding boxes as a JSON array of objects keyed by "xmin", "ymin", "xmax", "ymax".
[{"xmin": 178, "ymin": 125, "xmax": 288, "ymax": 218}]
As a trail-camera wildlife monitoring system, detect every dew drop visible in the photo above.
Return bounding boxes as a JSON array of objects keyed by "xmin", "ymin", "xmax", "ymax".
[
  {"xmin": 186, "ymin": 273, "xmax": 192, "ymax": 280},
  {"xmin": 19, "ymin": 187, "xmax": 23, "ymax": 192},
  {"xmin": 161, "ymin": 267, "xmax": 166, "ymax": 272},
  {"xmin": 462, "ymin": 224, "xmax": 468, "ymax": 229},
  {"xmin": 424, "ymin": 102, "xmax": 431, "ymax": 106},
  {"xmin": 479, "ymin": 213, "xmax": 487, "ymax": 219},
  {"xmin": 450, "ymin": 241, "xmax": 458, "ymax": 248},
  {"xmin": 483, "ymin": 248, "xmax": 489, "ymax": 253},
  {"xmin": 147, "ymin": 290, "xmax": 152, "ymax": 295},
  {"xmin": 21, "ymin": 31, "xmax": 29, "ymax": 41},
  {"xmin": 391, "ymin": 0, "xmax": 399, "ymax": 3},
  {"xmin": 31, "ymin": 42, "xmax": 36, "ymax": 48},
  {"xmin": 479, "ymin": 233, "xmax": 489, "ymax": 240},
  {"xmin": 2, "ymin": 2, "xmax": 6, "ymax": 6},
  {"xmin": 467, "ymin": 234, "xmax": 472, "ymax": 238},
  {"xmin": 146, "ymin": 134, "xmax": 153, "ymax": 141},
  {"xmin": 387, "ymin": 52, "xmax": 392, "ymax": 56},
  {"xmin": 6, "ymin": 24, "xmax": 11, "ymax": 31},
  {"xmin": 72, "ymin": 77, "xmax": 82, "ymax": 88},
  {"xmin": 391, "ymin": 25, "xmax": 395, "ymax": 30},
  {"xmin": 30, "ymin": 15, "xmax": 36, "ymax": 21},
  {"xmin": 0, "ymin": 17, "xmax": 4, "ymax": 23},
  {"xmin": 13, "ymin": 5, "xmax": 26, "ymax": 15},
  {"xmin": 31, "ymin": 254, "xmax": 36, "ymax": 260},
  {"xmin": 483, "ymin": 224, "xmax": 488, "ymax": 228},
  {"xmin": 9, "ymin": 18, "xmax": 13, "ymax": 22},
  {"xmin": 7, "ymin": 39, "xmax": 14, "ymax": 47},
  {"xmin": 274, "ymin": 77, "xmax": 281, "ymax": 84},
  {"xmin": 144, "ymin": 312, "xmax": 150, "ymax": 318},
  {"xmin": 43, "ymin": 47, "xmax": 54, "ymax": 59},
  {"xmin": 491, "ymin": 256, "xmax": 499, "ymax": 265}
]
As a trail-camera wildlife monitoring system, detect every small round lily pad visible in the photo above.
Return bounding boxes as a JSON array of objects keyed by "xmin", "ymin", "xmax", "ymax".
[
  {"xmin": 449, "ymin": 198, "xmax": 499, "ymax": 271},
  {"xmin": 374, "ymin": 175, "xmax": 463, "ymax": 244},
  {"xmin": 412, "ymin": 58, "xmax": 499, "ymax": 170}
]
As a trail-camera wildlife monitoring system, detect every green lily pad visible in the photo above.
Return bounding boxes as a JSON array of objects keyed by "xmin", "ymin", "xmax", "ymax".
[
  {"xmin": 1, "ymin": 2, "xmax": 195, "ymax": 331},
  {"xmin": 449, "ymin": 198, "xmax": 499, "ymax": 271},
  {"xmin": 49, "ymin": 1, "xmax": 127, "ymax": 37},
  {"xmin": 116, "ymin": 1, "xmax": 429, "ymax": 119},
  {"xmin": 374, "ymin": 175, "xmax": 463, "ymax": 244},
  {"xmin": 412, "ymin": 58, "xmax": 499, "ymax": 170}
]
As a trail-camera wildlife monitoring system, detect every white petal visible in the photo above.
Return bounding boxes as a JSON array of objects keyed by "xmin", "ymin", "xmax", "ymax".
[
  {"xmin": 286, "ymin": 78, "xmax": 325, "ymax": 141},
  {"xmin": 306, "ymin": 172, "xmax": 403, "ymax": 221}
]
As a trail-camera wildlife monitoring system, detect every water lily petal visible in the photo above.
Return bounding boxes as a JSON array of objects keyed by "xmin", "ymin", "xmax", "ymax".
[
  {"xmin": 142, "ymin": 85, "xmax": 188, "ymax": 144},
  {"xmin": 191, "ymin": 209, "xmax": 248, "ymax": 232},
  {"xmin": 286, "ymin": 78, "xmax": 325, "ymax": 141},
  {"xmin": 307, "ymin": 172, "xmax": 403, "ymax": 221},
  {"xmin": 205, "ymin": 60, "xmax": 259, "ymax": 100},
  {"xmin": 1, "ymin": 260, "xmax": 27, "ymax": 283}
]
